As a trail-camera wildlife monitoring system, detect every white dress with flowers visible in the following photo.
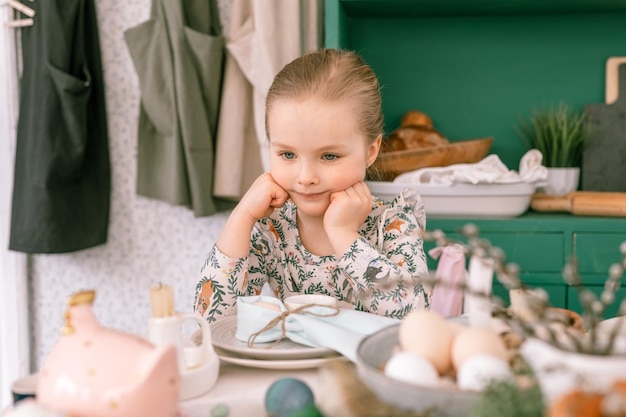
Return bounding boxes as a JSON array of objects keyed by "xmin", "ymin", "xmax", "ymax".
[{"xmin": 194, "ymin": 188, "xmax": 430, "ymax": 322}]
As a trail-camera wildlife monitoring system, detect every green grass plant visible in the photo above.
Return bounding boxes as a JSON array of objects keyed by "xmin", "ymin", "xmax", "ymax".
[{"xmin": 517, "ymin": 102, "xmax": 591, "ymax": 168}]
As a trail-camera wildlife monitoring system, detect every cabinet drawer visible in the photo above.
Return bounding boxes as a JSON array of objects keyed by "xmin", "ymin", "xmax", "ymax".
[
  {"xmin": 425, "ymin": 232, "xmax": 564, "ymax": 273},
  {"xmin": 574, "ymin": 233, "xmax": 626, "ymax": 274},
  {"xmin": 493, "ymin": 281, "xmax": 567, "ymax": 310},
  {"xmin": 487, "ymin": 233, "xmax": 564, "ymax": 273}
]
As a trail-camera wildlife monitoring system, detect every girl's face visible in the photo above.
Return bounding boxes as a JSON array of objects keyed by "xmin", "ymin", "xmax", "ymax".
[{"xmin": 268, "ymin": 97, "xmax": 381, "ymax": 219}]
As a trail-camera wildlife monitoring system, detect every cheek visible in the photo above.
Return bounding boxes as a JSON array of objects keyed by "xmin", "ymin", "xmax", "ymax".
[
  {"xmin": 269, "ymin": 163, "xmax": 291, "ymax": 188},
  {"xmin": 329, "ymin": 167, "xmax": 364, "ymax": 190}
]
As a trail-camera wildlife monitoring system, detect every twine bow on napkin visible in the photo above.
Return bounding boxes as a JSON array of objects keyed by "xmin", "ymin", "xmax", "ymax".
[
  {"xmin": 246, "ymin": 303, "xmax": 341, "ymax": 347},
  {"xmin": 235, "ymin": 296, "xmax": 399, "ymax": 362}
]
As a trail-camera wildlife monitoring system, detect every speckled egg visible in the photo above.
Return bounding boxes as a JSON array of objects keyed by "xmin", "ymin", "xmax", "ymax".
[
  {"xmin": 265, "ymin": 377, "xmax": 315, "ymax": 417},
  {"xmin": 456, "ymin": 354, "xmax": 514, "ymax": 391}
]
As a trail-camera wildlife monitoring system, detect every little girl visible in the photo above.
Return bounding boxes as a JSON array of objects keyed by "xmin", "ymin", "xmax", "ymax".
[{"xmin": 194, "ymin": 48, "xmax": 429, "ymax": 321}]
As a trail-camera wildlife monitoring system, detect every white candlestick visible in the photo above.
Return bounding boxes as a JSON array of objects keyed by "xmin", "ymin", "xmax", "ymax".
[
  {"xmin": 466, "ymin": 255, "xmax": 494, "ymax": 328},
  {"xmin": 150, "ymin": 283, "xmax": 174, "ymax": 318}
]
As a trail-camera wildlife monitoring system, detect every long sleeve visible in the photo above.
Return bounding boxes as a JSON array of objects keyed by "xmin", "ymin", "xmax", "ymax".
[
  {"xmin": 337, "ymin": 225, "xmax": 430, "ymax": 319},
  {"xmin": 337, "ymin": 189, "xmax": 430, "ymax": 317}
]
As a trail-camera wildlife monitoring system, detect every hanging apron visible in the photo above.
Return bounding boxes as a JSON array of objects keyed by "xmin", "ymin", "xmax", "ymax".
[
  {"xmin": 9, "ymin": 0, "xmax": 111, "ymax": 253},
  {"xmin": 125, "ymin": 0, "xmax": 227, "ymax": 217}
]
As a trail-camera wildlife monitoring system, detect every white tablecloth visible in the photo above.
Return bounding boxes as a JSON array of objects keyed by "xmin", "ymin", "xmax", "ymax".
[{"xmin": 179, "ymin": 363, "xmax": 320, "ymax": 417}]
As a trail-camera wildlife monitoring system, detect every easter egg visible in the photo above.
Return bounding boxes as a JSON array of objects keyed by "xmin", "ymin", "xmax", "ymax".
[
  {"xmin": 399, "ymin": 310, "xmax": 455, "ymax": 374},
  {"xmin": 211, "ymin": 403, "xmax": 229, "ymax": 417},
  {"xmin": 456, "ymin": 354, "xmax": 514, "ymax": 391},
  {"xmin": 384, "ymin": 351, "xmax": 440, "ymax": 387},
  {"xmin": 265, "ymin": 378, "xmax": 315, "ymax": 417},
  {"xmin": 451, "ymin": 327, "xmax": 508, "ymax": 370}
]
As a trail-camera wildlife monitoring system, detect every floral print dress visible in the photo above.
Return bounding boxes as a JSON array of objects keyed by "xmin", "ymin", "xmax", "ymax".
[{"xmin": 194, "ymin": 188, "xmax": 430, "ymax": 322}]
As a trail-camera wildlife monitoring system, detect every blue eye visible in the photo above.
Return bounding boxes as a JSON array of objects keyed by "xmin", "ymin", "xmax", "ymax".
[
  {"xmin": 322, "ymin": 154, "xmax": 338, "ymax": 161},
  {"xmin": 282, "ymin": 152, "xmax": 296, "ymax": 160}
]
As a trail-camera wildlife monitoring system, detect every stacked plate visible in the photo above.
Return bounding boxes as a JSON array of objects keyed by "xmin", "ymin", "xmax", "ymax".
[{"xmin": 210, "ymin": 316, "xmax": 343, "ymax": 369}]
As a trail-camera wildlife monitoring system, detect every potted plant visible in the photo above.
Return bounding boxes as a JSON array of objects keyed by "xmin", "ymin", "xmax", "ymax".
[{"xmin": 517, "ymin": 102, "xmax": 592, "ymax": 195}]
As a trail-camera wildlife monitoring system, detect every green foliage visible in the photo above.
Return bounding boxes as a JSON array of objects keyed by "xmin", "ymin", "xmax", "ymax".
[
  {"xmin": 517, "ymin": 102, "xmax": 592, "ymax": 168},
  {"xmin": 469, "ymin": 379, "xmax": 545, "ymax": 417}
]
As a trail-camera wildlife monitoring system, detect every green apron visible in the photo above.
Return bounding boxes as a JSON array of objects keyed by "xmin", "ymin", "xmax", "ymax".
[
  {"xmin": 125, "ymin": 0, "xmax": 229, "ymax": 217},
  {"xmin": 9, "ymin": 0, "xmax": 111, "ymax": 253}
]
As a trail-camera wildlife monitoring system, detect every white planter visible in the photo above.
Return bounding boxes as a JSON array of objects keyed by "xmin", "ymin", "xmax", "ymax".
[{"xmin": 543, "ymin": 167, "xmax": 580, "ymax": 196}]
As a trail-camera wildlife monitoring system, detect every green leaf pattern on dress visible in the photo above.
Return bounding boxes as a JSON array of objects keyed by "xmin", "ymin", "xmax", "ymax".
[{"xmin": 194, "ymin": 188, "xmax": 430, "ymax": 322}]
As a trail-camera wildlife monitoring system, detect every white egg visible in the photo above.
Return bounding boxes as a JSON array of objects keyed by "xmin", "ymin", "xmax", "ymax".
[
  {"xmin": 456, "ymin": 354, "xmax": 514, "ymax": 391},
  {"xmin": 384, "ymin": 351, "xmax": 440, "ymax": 387}
]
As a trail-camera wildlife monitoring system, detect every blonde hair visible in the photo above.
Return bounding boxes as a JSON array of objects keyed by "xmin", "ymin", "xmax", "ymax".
[{"xmin": 265, "ymin": 48, "xmax": 383, "ymax": 144}]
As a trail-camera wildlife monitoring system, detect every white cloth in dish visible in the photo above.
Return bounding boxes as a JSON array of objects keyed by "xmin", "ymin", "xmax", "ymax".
[{"xmin": 393, "ymin": 149, "xmax": 548, "ymax": 185}]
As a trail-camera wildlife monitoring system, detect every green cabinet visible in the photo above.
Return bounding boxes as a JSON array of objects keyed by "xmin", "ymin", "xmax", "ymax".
[
  {"xmin": 325, "ymin": 0, "xmax": 626, "ymax": 317},
  {"xmin": 325, "ymin": 0, "xmax": 626, "ymax": 169},
  {"xmin": 424, "ymin": 215, "xmax": 626, "ymax": 317}
]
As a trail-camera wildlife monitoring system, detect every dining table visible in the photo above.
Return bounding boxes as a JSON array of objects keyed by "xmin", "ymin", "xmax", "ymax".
[{"xmin": 1, "ymin": 362, "xmax": 322, "ymax": 417}]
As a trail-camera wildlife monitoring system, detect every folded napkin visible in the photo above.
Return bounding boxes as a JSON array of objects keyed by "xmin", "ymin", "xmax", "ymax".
[
  {"xmin": 393, "ymin": 149, "xmax": 548, "ymax": 185},
  {"xmin": 429, "ymin": 244, "xmax": 466, "ymax": 318},
  {"xmin": 235, "ymin": 296, "xmax": 400, "ymax": 362}
]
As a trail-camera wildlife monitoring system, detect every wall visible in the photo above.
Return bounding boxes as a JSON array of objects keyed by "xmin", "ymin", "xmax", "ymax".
[{"xmin": 28, "ymin": 0, "xmax": 233, "ymax": 369}]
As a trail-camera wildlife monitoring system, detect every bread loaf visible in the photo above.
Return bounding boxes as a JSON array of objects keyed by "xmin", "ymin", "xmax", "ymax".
[
  {"xmin": 381, "ymin": 110, "xmax": 448, "ymax": 153},
  {"xmin": 400, "ymin": 110, "xmax": 433, "ymax": 129},
  {"xmin": 382, "ymin": 125, "xmax": 448, "ymax": 152}
]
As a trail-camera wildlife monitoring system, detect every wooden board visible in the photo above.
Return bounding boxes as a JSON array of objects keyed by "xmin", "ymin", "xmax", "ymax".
[
  {"xmin": 581, "ymin": 64, "xmax": 626, "ymax": 192},
  {"xmin": 606, "ymin": 57, "xmax": 626, "ymax": 104},
  {"xmin": 531, "ymin": 191, "xmax": 626, "ymax": 217}
]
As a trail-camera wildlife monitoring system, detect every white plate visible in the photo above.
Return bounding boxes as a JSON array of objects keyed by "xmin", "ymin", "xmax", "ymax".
[
  {"xmin": 215, "ymin": 347, "xmax": 346, "ymax": 370},
  {"xmin": 210, "ymin": 316, "xmax": 338, "ymax": 360}
]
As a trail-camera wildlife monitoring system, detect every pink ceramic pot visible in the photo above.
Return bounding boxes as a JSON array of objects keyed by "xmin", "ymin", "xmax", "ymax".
[{"xmin": 36, "ymin": 290, "xmax": 179, "ymax": 417}]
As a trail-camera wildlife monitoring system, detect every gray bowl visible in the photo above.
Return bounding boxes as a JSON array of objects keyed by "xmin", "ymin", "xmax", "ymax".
[{"xmin": 355, "ymin": 324, "xmax": 480, "ymax": 417}]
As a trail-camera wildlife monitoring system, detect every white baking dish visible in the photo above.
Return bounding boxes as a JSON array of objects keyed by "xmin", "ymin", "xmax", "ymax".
[{"xmin": 366, "ymin": 181, "xmax": 536, "ymax": 218}]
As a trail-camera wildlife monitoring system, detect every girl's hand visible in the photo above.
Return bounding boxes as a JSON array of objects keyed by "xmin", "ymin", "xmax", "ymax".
[
  {"xmin": 324, "ymin": 181, "xmax": 372, "ymax": 235},
  {"xmin": 215, "ymin": 173, "xmax": 288, "ymax": 258},
  {"xmin": 236, "ymin": 173, "xmax": 289, "ymax": 223}
]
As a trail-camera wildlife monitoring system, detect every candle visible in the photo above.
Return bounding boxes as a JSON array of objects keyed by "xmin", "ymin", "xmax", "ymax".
[
  {"xmin": 150, "ymin": 283, "xmax": 174, "ymax": 318},
  {"xmin": 466, "ymin": 255, "xmax": 494, "ymax": 328}
]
